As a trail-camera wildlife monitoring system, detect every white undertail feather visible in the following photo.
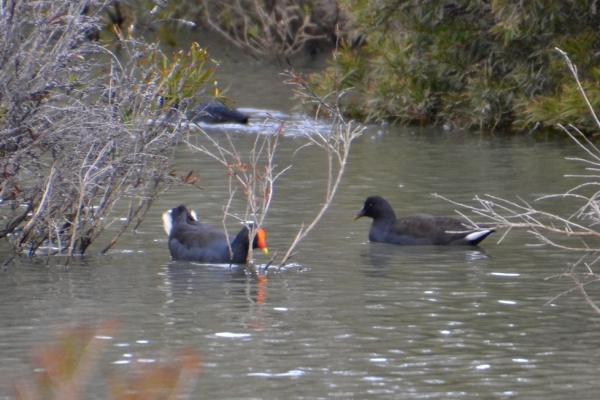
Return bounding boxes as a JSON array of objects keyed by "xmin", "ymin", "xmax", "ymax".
[
  {"xmin": 465, "ymin": 230, "xmax": 492, "ymax": 242},
  {"xmin": 162, "ymin": 211, "xmax": 172, "ymax": 235},
  {"xmin": 162, "ymin": 209, "xmax": 198, "ymax": 235}
]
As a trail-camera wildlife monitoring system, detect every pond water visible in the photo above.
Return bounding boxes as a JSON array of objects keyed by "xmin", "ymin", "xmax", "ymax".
[{"xmin": 1, "ymin": 35, "xmax": 600, "ymax": 399}]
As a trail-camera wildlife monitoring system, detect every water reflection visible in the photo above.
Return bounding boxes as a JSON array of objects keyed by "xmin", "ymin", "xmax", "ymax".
[
  {"xmin": 361, "ymin": 242, "xmax": 491, "ymax": 270},
  {"xmin": 160, "ymin": 262, "xmax": 273, "ymax": 335},
  {"xmin": 163, "ymin": 262, "xmax": 268, "ymax": 304}
]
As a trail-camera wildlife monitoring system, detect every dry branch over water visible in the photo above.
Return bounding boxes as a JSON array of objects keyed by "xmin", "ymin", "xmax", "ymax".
[
  {"xmin": 0, "ymin": 1, "xmax": 211, "ymax": 265},
  {"xmin": 179, "ymin": 70, "xmax": 363, "ymax": 270},
  {"xmin": 437, "ymin": 49, "xmax": 600, "ymax": 313}
]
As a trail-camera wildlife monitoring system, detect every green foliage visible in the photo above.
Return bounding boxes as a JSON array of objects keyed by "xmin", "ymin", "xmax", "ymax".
[
  {"xmin": 150, "ymin": 43, "xmax": 216, "ymax": 108},
  {"xmin": 310, "ymin": 0, "xmax": 600, "ymax": 133}
]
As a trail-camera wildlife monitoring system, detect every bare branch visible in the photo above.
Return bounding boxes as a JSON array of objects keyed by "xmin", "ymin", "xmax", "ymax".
[{"xmin": 433, "ymin": 50, "xmax": 600, "ymax": 314}]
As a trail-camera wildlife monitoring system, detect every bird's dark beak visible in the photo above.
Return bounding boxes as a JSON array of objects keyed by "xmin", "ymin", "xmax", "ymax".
[{"xmin": 354, "ymin": 208, "xmax": 365, "ymax": 220}]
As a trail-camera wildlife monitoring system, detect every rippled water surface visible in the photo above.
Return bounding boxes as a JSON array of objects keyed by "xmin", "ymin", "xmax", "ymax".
[{"xmin": 1, "ymin": 36, "xmax": 600, "ymax": 399}]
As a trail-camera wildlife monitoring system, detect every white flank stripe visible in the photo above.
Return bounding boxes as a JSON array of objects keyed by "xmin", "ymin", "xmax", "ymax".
[{"xmin": 465, "ymin": 230, "xmax": 491, "ymax": 241}]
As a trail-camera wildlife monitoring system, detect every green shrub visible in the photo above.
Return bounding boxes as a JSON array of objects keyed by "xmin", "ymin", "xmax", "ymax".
[{"xmin": 309, "ymin": 1, "xmax": 600, "ymax": 133}]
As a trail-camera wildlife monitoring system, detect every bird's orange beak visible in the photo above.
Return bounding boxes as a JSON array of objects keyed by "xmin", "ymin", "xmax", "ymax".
[{"xmin": 256, "ymin": 228, "xmax": 268, "ymax": 255}]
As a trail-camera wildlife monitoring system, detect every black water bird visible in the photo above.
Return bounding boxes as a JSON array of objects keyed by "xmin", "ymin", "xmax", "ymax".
[
  {"xmin": 187, "ymin": 102, "xmax": 249, "ymax": 124},
  {"xmin": 355, "ymin": 195, "xmax": 494, "ymax": 246},
  {"xmin": 163, "ymin": 205, "xmax": 268, "ymax": 264}
]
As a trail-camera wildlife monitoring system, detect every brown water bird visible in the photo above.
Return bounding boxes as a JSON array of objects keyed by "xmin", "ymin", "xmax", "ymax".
[{"xmin": 355, "ymin": 195, "xmax": 494, "ymax": 246}]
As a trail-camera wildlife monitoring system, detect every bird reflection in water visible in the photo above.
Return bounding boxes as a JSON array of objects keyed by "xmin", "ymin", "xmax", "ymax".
[
  {"xmin": 361, "ymin": 242, "xmax": 490, "ymax": 271},
  {"xmin": 244, "ymin": 273, "xmax": 269, "ymax": 332},
  {"xmin": 165, "ymin": 263, "xmax": 271, "ymax": 332}
]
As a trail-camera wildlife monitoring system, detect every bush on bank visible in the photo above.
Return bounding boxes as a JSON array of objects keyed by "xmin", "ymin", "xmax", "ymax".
[
  {"xmin": 0, "ymin": 1, "xmax": 213, "ymax": 262},
  {"xmin": 308, "ymin": 1, "xmax": 600, "ymax": 133}
]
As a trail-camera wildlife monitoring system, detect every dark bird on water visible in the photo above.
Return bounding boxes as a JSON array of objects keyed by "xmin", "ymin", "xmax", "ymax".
[
  {"xmin": 355, "ymin": 195, "xmax": 494, "ymax": 246},
  {"xmin": 163, "ymin": 205, "xmax": 267, "ymax": 264},
  {"xmin": 187, "ymin": 102, "xmax": 249, "ymax": 124}
]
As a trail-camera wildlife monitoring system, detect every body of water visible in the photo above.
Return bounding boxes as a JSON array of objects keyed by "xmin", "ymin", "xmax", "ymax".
[{"xmin": 0, "ymin": 32, "xmax": 599, "ymax": 399}]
